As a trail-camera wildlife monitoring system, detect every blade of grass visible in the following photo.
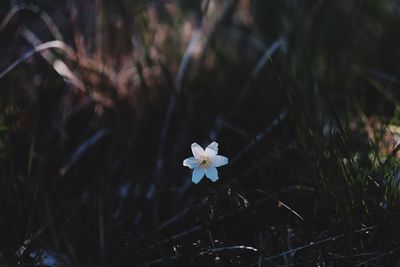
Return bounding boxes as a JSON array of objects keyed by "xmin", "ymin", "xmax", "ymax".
[
  {"xmin": 26, "ymin": 135, "xmax": 35, "ymax": 178},
  {"xmin": 21, "ymin": 28, "xmax": 85, "ymax": 91},
  {"xmin": 59, "ymin": 128, "xmax": 109, "ymax": 176},
  {"xmin": 0, "ymin": 3, "xmax": 63, "ymax": 40},
  {"xmin": 0, "ymin": 40, "xmax": 76, "ymax": 80},
  {"xmin": 246, "ymin": 225, "xmax": 378, "ymax": 267}
]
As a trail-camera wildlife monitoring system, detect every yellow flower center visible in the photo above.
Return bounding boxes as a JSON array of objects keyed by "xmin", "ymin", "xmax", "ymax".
[{"xmin": 199, "ymin": 156, "xmax": 212, "ymax": 168}]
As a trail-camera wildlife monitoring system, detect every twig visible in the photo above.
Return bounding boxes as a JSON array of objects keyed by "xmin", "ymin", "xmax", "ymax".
[
  {"xmin": 356, "ymin": 246, "xmax": 400, "ymax": 266},
  {"xmin": 207, "ymin": 245, "xmax": 258, "ymax": 254},
  {"xmin": 145, "ymin": 245, "xmax": 259, "ymax": 265},
  {"xmin": 246, "ymin": 226, "xmax": 377, "ymax": 267},
  {"xmin": 16, "ymin": 221, "xmax": 52, "ymax": 258},
  {"xmin": 139, "ymin": 185, "xmax": 314, "ymax": 251},
  {"xmin": 256, "ymin": 189, "xmax": 304, "ymax": 222}
]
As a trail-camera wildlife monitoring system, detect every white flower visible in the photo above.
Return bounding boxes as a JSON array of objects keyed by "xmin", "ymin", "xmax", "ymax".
[{"xmin": 183, "ymin": 142, "xmax": 229, "ymax": 184}]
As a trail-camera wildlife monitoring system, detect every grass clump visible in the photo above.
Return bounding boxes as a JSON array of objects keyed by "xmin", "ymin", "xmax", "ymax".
[{"xmin": 1, "ymin": 0, "xmax": 400, "ymax": 266}]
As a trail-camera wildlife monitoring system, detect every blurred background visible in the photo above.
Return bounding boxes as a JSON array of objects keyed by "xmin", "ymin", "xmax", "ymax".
[{"xmin": 1, "ymin": 0, "xmax": 400, "ymax": 266}]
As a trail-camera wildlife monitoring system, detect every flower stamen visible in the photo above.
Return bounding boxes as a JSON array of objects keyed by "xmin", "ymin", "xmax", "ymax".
[{"xmin": 199, "ymin": 156, "xmax": 212, "ymax": 168}]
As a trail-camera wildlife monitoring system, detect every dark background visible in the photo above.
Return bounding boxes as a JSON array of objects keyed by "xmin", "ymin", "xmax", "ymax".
[{"xmin": 1, "ymin": 0, "xmax": 400, "ymax": 266}]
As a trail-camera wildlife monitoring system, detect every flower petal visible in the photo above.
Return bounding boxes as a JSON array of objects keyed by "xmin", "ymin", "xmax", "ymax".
[
  {"xmin": 192, "ymin": 167, "xmax": 205, "ymax": 184},
  {"xmin": 183, "ymin": 157, "xmax": 199, "ymax": 169},
  {"xmin": 204, "ymin": 166, "xmax": 219, "ymax": 182},
  {"xmin": 212, "ymin": 155, "xmax": 229, "ymax": 167},
  {"xmin": 205, "ymin": 142, "xmax": 218, "ymax": 157},
  {"xmin": 191, "ymin": 143, "xmax": 204, "ymax": 159}
]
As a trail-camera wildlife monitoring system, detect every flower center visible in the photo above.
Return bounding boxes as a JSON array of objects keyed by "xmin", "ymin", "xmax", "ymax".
[{"xmin": 198, "ymin": 156, "xmax": 212, "ymax": 168}]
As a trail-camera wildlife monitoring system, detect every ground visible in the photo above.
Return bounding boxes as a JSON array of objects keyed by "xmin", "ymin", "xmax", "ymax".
[{"xmin": 1, "ymin": 0, "xmax": 400, "ymax": 266}]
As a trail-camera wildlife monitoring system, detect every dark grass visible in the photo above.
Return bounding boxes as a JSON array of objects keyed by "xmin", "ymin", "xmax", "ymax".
[{"xmin": 1, "ymin": 0, "xmax": 400, "ymax": 266}]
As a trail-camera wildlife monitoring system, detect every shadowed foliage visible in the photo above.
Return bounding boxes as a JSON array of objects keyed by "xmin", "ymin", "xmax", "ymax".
[{"xmin": 1, "ymin": 0, "xmax": 400, "ymax": 266}]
